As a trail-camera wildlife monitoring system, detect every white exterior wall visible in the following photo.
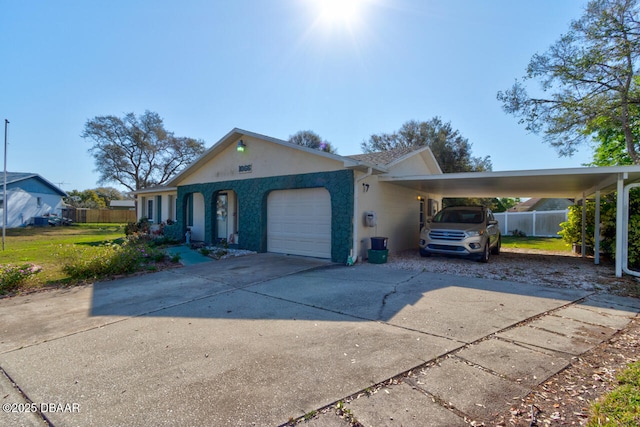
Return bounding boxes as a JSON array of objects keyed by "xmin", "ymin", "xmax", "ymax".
[
  {"xmin": 355, "ymin": 174, "xmax": 429, "ymax": 259},
  {"xmin": 351, "ymin": 150, "xmax": 441, "ymax": 260},
  {"xmin": 137, "ymin": 191, "xmax": 178, "ymax": 223},
  {"xmin": 177, "ymin": 135, "xmax": 345, "ymax": 185},
  {"xmin": 1, "ymin": 189, "xmax": 64, "ymax": 228}
]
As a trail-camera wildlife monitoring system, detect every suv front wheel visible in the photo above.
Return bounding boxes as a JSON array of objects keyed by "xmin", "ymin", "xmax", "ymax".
[
  {"xmin": 419, "ymin": 248, "xmax": 431, "ymax": 258},
  {"xmin": 491, "ymin": 236, "xmax": 501, "ymax": 255},
  {"xmin": 479, "ymin": 243, "xmax": 490, "ymax": 263}
]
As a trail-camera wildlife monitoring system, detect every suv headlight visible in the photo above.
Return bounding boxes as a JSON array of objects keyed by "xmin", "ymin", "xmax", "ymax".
[{"xmin": 466, "ymin": 230, "xmax": 484, "ymax": 237}]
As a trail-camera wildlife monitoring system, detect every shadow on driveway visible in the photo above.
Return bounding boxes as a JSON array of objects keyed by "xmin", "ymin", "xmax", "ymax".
[{"xmin": 2, "ymin": 253, "xmax": 640, "ymax": 427}]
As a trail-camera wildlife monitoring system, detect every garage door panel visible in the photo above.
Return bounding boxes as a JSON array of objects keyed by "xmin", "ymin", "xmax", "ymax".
[{"xmin": 267, "ymin": 188, "xmax": 331, "ymax": 258}]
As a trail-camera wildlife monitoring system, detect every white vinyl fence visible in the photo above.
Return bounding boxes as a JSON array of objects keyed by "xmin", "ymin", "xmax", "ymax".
[{"xmin": 493, "ymin": 209, "xmax": 569, "ymax": 237}]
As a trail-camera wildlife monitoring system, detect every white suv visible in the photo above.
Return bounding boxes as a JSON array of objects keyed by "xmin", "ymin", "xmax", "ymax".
[{"xmin": 419, "ymin": 206, "xmax": 501, "ymax": 263}]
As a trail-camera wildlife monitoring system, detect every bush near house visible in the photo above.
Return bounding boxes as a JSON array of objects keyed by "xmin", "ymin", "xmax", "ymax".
[
  {"xmin": 0, "ymin": 224, "xmax": 180, "ymax": 295},
  {"xmin": 0, "ymin": 263, "xmax": 42, "ymax": 294},
  {"xmin": 57, "ymin": 235, "xmax": 167, "ymax": 280},
  {"xmin": 559, "ymin": 189, "xmax": 640, "ymax": 268}
]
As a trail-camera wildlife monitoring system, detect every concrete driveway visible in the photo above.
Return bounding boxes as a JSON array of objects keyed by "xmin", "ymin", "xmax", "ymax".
[{"xmin": 1, "ymin": 253, "xmax": 639, "ymax": 427}]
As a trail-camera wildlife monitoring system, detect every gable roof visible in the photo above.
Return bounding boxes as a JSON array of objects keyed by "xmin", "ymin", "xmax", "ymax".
[
  {"xmin": 348, "ymin": 145, "xmax": 443, "ymax": 174},
  {"xmin": 1, "ymin": 172, "xmax": 68, "ymax": 197},
  {"xmin": 167, "ymin": 128, "xmax": 390, "ymax": 186}
]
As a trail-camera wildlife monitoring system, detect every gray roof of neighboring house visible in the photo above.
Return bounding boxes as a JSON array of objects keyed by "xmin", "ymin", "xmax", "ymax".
[
  {"xmin": 0, "ymin": 172, "xmax": 68, "ymax": 197},
  {"xmin": 508, "ymin": 198, "xmax": 573, "ymax": 212},
  {"xmin": 110, "ymin": 200, "xmax": 136, "ymax": 208}
]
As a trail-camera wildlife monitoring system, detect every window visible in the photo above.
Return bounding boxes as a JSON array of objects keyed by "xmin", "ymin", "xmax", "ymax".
[
  {"xmin": 37, "ymin": 197, "xmax": 42, "ymax": 207},
  {"xmin": 147, "ymin": 199, "xmax": 153, "ymax": 220}
]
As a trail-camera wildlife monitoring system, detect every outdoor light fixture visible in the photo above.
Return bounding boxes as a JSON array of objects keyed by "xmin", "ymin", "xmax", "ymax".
[{"xmin": 237, "ymin": 140, "xmax": 246, "ymax": 152}]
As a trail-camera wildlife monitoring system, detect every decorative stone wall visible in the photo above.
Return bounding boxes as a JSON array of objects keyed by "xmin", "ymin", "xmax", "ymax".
[
  {"xmin": 176, "ymin": 169, "xmax": 354, "ymax": 263},
  {"xmin": 162, "ymin": 223, "xmax": 183, "ymax": 242}
]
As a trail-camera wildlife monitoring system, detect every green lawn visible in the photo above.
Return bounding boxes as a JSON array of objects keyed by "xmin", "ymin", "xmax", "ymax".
[
  {"xmin": 0, "ymin": 224, "xmax": 127, "ymax": 286},
  {"xmin": 501, "ymin": 236, "xmax": 571, "ymax": 252},
  {"xmin": 588, "ymin": 361, "xmax": 640, "ymax": 426}
]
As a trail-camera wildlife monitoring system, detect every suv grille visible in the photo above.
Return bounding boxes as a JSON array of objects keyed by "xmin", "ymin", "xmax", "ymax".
[{"xmin": 429, "ymin": 230, "xmax": 465, "ymax": 241}]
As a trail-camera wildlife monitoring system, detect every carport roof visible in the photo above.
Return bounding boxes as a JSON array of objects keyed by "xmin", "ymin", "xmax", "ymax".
[{"xmin": 381, "ymin": 165, "xmax": 640, "ymax": 199}]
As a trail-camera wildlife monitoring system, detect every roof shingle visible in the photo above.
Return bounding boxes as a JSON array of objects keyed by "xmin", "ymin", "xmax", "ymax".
[{"xmin": 347, "ymin": 146, "xmax": 418, "ymax": 166}]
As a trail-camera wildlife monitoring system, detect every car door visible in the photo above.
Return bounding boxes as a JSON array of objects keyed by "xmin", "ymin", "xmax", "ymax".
[{"xmin": 486, "ymin": 209, "xmax": 499, "ymax": 245}]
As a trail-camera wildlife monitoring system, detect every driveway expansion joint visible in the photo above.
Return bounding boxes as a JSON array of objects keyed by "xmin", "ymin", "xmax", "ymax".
[{"xmin": 0, "ymin": 365, "xmax": 53, "ymax": 426}]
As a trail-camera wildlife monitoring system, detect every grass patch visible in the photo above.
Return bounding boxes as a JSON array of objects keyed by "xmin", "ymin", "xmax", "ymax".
[
  {"xmin": 501, "ymin": 236, "xmax": 571, "ymax": 252},
  {"xmin": 0, "ymin": 224, "xmax": 175, "ymax": 294},
  {"xmin": 588, "ymin": 360, "xmax": 640, "ymax": 426}
]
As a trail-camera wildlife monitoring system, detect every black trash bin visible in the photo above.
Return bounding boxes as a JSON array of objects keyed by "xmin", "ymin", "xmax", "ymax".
[{"xmin": 370, "ymin": 237, "xmax": 388, "ymax": 250}]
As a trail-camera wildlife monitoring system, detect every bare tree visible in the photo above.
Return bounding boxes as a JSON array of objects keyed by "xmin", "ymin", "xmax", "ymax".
[{"xmin": 82, "ymin": 111, "xmax": 206, "ymax": 191}]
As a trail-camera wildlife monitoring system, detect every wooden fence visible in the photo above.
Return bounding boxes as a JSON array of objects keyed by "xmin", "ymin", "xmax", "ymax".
[{"xmin": 62, "ymin": 208, "xmax": 136, "ymax": 224}]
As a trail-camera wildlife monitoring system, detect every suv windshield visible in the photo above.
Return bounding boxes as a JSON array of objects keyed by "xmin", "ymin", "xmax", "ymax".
[{"xmin": 432, "ymin": 209, "xmax": 485, "ymax": 224}]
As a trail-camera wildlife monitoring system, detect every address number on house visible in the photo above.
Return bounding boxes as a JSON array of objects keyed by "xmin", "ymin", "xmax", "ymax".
[{"xmin": 239, "ymin": 164, "xmax": 252, "ymax": 174}]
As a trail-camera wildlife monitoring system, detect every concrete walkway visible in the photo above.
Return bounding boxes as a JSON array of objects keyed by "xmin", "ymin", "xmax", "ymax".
[
  {"xmin": 164, "ymin": 245, "xmax": 214, "ymax": 265},
  {"xmin": 0, "ymin": 253, "xmax": 638, "ymax": 426}
]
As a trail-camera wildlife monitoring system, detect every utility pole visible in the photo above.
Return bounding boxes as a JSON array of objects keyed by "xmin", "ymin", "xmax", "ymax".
[{"xmin": 3, "ymin": 119, "xmax": 9, "ymax": 251}]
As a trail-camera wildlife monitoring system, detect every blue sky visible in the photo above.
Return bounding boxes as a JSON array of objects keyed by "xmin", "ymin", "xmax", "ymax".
[{"xmin": 1, "ymin": 0, "xmax": 592, "ymax": 193}]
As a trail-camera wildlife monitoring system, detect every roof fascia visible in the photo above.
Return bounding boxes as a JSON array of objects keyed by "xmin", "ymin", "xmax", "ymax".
[
  {"xmin": 134, "ymin": 186, "xmax": 177, "ymax": 195},
  {"xmin": 385, "ymin": 146, "xmax": 443, "ymax": 175},
  {"xmin": 381, "ymin": 165, "xmax": 640, "ymax": 182}
]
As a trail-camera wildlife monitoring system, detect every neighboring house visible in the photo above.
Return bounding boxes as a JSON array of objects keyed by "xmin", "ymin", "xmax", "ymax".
[
  {"xmin": 507, "ymin": 198, "xmax": 573, "ymax": 212},
  {"xmin": 135, "ymin": 128, "xmax": 443, "ymax": 263},
  {"xmin": 109, "ymin": 200, "xmax": 136, "ymax": 210},
  {"xmin": 0, "ymin": 172, "xmax": 68, "ymax": 228}
]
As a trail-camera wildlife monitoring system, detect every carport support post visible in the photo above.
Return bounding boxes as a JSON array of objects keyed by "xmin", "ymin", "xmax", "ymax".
[
  {"xmin": 616, "ymin": 174, "xmax": 625, "ymax": 277},
  {"xmin": 594, "ymin": 191, "xmax": 600, "ymax": 265},
  {"xmin": 581, "ymin": 192, "xmax": 586, "ymax": 259}
]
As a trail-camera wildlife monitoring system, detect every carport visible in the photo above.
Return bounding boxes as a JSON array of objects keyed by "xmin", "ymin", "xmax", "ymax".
[{"xmin": 382, "ymin": 165, "xmax": 640, "ymax": 277}]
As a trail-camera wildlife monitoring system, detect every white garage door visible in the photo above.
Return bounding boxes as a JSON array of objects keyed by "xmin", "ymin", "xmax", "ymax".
[{"xmin": 267, "ymin": 188, "xmax": 331, "ymax": 258}]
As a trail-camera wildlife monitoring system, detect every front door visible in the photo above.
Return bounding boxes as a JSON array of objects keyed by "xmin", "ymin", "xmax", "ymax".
[{"xmin": 216, "ymin": 193, "xmax": 228, "ymax": 243}]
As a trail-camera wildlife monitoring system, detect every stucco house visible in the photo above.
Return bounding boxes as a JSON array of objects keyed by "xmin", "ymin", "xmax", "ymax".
[
  {"xmin": 0, "ymin": 172, "xmax": 68, "ymax": 228},
  {"xmin": 135, "ymin": 128, "xmax": 443, "ymax": 263}
]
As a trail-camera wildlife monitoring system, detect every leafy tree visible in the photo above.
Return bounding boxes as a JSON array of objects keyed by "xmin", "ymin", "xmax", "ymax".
[
  {"xmin": 94, "ymin": 187, "xmax": 129, "ymax": 206},
  {"xmin": 66, "ymin": 189, "xmax": 106, "ymax": 209},
  {"xmin": 360, "ymin": 118, "xmax": 492, "ymax": 173},
  {"xmin": 65, "ymin": 187, "xmax": 129, "ymax": 209},
  {"xmin": 82, "ymin": 111, "xmax": 206, "ymax": 192},
  {"xmin": 288, "ymin": 130, "xmax": 337, "ymax": 153},
  {"xmin": 586, "ymin": 113, "xmax": 637, "ymax": 166},
  {"xmin": 497, "ymin": 0, "xmax": 640, "ymax": 164},
  {"xmin": 442, "ymin": 197, "xmax": 520, "ymax": 211},
  {"xmin": 492, "ymin": 197, "xmax": 522, "ymax": 212}
]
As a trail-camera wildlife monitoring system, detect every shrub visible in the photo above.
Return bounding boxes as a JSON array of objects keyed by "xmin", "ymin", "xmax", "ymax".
[
  {"xmin": 57, "ymin": 237, "xmax": 167, "ymax": 281},
  {"xmin": 559, "ymin": 202, "xmax": 597, "ymax": 249},
  {"xmin": 559, "ymin": 190, "xmax": 640, "ymax": 268},
  {"xmin": 125, "ymin": 218, "xmax": 151, "ymax": 236},
  {"xmin": 0, "ymin": 263, "xmax": 42, "ymax": 294}
]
